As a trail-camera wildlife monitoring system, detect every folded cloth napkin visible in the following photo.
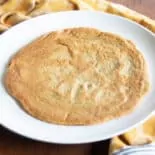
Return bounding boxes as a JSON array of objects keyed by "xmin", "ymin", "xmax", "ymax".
[
  {"xmin": 109, "ymin": 115, "xmax": 155, "ymax": 155},
  {"xmin": 0, "ymin": 0, "xmax": 155, "ymax": 33},
  {"xmin": 0, "ymin": 1, "xmax": 155, "ymax": 155}
]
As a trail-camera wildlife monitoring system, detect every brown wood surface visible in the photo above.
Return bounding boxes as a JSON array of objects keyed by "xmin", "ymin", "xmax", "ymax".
[
  {"xmin": 111, "ymin": 0, "xmax": 155, "ymax": 19},
  {"xmin": 0, "ymin": 1, "xmax": 155, "ymax": 155}
]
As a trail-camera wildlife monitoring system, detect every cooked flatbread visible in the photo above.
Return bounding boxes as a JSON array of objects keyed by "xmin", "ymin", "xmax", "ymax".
[{"xmin": 5, "ymin": 28, "xmax": 149, "ymax": 125}]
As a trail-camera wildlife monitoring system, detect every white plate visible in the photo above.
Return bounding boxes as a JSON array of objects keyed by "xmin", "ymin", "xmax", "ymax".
[{"xmin": 0, "ymin": 11, "xmax": 155, "ymax": 144}]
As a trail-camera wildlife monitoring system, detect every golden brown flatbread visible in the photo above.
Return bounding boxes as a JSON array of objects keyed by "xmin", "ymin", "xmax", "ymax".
[{"xmin": 5, "ymin": 28, "xmax": 149, "ymax": 125}]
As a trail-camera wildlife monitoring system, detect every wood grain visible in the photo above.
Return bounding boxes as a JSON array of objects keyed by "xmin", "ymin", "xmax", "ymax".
[
  {"xmin": 111, "ymin": 0, "xmax": 155, "ymax": 19},
  {"xmin": 0, "ymin": 126, "xmax": 92, "ymax": 155},
  {"xmin": 0, "ymin": 1, "xmax": 155, "ymax": 155}
]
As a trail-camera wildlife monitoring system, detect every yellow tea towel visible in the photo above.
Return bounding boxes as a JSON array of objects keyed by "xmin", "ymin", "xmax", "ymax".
[
  {"xmin": 0, "ymin": 1, "xmax": 155, "ymax": 154},
  {"xmin": 109, "ymin": 115, "xmax": 155, "ymax": 154},
  {"xmin": 0, "ymin": 0, "xmax": 155, "ymax": 32}
]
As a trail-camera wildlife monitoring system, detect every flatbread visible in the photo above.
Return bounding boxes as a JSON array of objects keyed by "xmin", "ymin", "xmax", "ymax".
[{"xmin": 5, "ymin": 28, "xmax": 149, "ymax": 125}]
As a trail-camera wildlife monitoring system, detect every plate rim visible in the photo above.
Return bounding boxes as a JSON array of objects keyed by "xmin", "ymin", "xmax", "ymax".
[{"xmin": 1, "ymin": 112, "xmax": 154, "ymax": 144}]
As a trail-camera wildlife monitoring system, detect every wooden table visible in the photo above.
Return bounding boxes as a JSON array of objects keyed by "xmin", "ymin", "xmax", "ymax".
[{"xmin": 0, "ymin": 0, "xmax": 155, "ymax": 155}]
